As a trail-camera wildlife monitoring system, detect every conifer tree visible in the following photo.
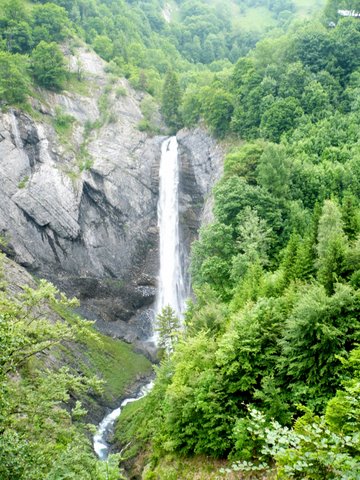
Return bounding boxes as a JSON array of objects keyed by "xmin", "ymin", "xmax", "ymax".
[
  {"xmin": 293, "ymin": 235, "xmax": 316, "ymax": 281},
  {"xmin": 341, "ymin": 192, "xmax": 360, "ymax": 240},
  {"xmin": 280, "ymin": 233, "xmax": 301, "ymax": 285},
  {"xmin": 316, "ymin": 200, "xmax": 348, "ymax": 293},
  {"xmin": 161, "ymin": 70, "xmax": 182, "ymax": 131},
  {"xmin": 156, "ymin": 305, "xmax": 181, "ymax": 353}
]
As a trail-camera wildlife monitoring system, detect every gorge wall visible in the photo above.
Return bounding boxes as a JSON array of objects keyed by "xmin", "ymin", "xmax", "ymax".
[
  {"xmin": 0, "ymin": 47, "xmax": 223, "ymax": 347},
  {"xmin": 177, "ymin": 128, "xmax": 224, "ymax": 299}
]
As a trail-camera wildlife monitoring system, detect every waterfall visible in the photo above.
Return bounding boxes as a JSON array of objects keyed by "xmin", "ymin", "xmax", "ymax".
[
  {"xmin": 9, "ymin": 110, "xmax": 23, "ymax": 150},
  {"xmin": 93, "ymin": 135, "xmax": 186, "ymax": 460},
  {"xmin": 155, "ymin": 136, "xmax": 186, "ymax": 322}
]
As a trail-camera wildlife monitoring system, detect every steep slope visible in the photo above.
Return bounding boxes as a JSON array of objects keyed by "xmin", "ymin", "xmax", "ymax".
[
  {"xmin": 1, "ymin": 252, "xmax": 152, "ymax": 420},
  {"xmin": 0, "ymin": 44, "xmax": 224, "ymax": 348},
  {"xmin": 0, "ymin": 46, "xmax": 162, "ymax": 343},
  {"xmin": 0, "ymin": 249, "xmax": 154, "ymax": 478}
]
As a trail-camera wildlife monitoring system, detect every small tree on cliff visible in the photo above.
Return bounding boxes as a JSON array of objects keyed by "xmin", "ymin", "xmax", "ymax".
[
  {"xmin": 161, "ymin": 70, "xmax": 182, "ymax": 131},
  {"xmin": 31, "ymin": 41, "xmax": 66, "ymax": 90},
  {"xmin": 156, "ymin": 305, "xmax": 181, "ymax": 353}
]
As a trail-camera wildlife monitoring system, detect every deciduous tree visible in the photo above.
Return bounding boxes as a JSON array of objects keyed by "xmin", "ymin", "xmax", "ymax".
[{"xmin": 31, "ymin": 40, "xmax": 66, "ymax": 90}]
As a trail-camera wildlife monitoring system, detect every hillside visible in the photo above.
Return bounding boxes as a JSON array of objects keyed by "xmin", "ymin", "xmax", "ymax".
[
  {"xmin": 113, "ymin": 3, "xmax": 360, "ymax": 480},
  {"xmin": 205, "ymin": 0, "xmax": 326, "ymax": 31},
  {"xmin": 0, "ymin": 251, "xmax": 152, "ymax": 479},
  {"xmin": 1, "ymin": 0, "xmax": 358, "ymax": 479}
]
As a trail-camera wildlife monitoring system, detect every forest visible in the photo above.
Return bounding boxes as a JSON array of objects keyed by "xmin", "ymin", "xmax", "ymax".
[
  {"xmin": 1, "ymin": 0, "xmax": 360, "ymax": 478},
  {"xmin": 117, "ymin": 1, "xmax": 360, "ymax": 479}
]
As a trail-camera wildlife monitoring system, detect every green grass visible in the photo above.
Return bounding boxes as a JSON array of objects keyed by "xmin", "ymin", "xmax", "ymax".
[
  {"xmin": 18, "ymin": 176, "xmax": 29, "ymax": 189},
  {"xmin": 115, "ymin": 86, "xmax": 127, "ymax": 98},
  {"xmin": 114, "ymin": 397, "xmax": 148, "ymax": 459},
  {"xmin": 235, "ymin": 7, "xmax": 277, "ymax": 31},
  {"xmin": 77, "ymin": 143, "xmax": 94, "ymax": 171},
  {"xmin": 64, "ymin": 72, "xmax": 91, "ymax": 97},
  {"xmin": 208, "ymin": 0, "xmax": 325, "ymax": 33},
  {"xmin": 143, "ymin": 455, "xmax": 276, "ymax": 480},
  {"xmin": 79, "ymin": 332, "xmax": 151, "ymax": 403},
  {"xmin": 53, "ymin": 107, "xmax": 76, "ymax": 146},
  {"xmin": 53, "ymin": 304, "xmax": 152, "ymax": 404}
]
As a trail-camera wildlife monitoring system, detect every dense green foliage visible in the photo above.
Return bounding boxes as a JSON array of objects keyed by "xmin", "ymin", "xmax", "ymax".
[
  {"xmin": 116, "ymin": 3, "xmax": 360, "ymax": 478},
  {"xmin": 161, "ymin": 71, "xmax": 182, "ymax": 131},
  {"xmin": 0, "ymin": 0, "xmax": 325, "ymax": 115},
  {"xmin": 31, "ymin": 40, "xmax": 66, "ymax": 89},
  {"xmin": 0, "ymin": 255, "xmax": 123, "ymax": 479},
  {"xmin": 0, "ymin": 51, "xmax": 29, "ymax": 103},
  {"xmin": 0, "ymin": 0, "xmax": 70, "ymax": 100},
  {"xmin": 182, "ymin": 17, "xmax": 360, "ymax": 140},
  {"xmin": 0, "ymin": 254, "xmax": 152, "ymax": 479}
]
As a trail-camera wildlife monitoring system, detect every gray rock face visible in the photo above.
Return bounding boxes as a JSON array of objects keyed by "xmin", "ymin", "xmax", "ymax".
[
  {"xmin": 0, "ymin": 70, "xmax": 161, "ymax": 342},
  {"xmin": 177, "ymin": 127, "xmax": 224, "ymax": 295},
  {"xmin": 0, "ymin": 48, "xmax": 223, "ymax": 344}
]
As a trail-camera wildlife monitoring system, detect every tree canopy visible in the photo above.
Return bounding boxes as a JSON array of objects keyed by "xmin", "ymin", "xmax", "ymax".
[
  {"xmin": 0, "ymin": 254, "xmax": 123, "ymax": 479},
  {"xmin": 113, "ymin": 3, "xmax": 360, "ymax": 478}
]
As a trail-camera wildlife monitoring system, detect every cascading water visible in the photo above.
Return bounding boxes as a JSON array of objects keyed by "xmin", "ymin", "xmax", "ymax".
[
  {"xmin": 156, "ymin": 136, "xmax": 186, "ymax": 321},
  {"xmin": 10, "ymin": 110, "xmax": 23, "ymax": 150},
  {"xmin": 93, "ymin": 382, "xmax": 153, "ymax": 460},
  {"xmin": 93, "ymin": 136, "xmax": 186, "ymax": 460}
]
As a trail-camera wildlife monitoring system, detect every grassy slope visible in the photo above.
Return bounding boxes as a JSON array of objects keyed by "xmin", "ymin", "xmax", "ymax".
[
  {"xmin": 164, "ymin": 0, "xmax": 325, "ymax": 33},
  {"xmin": 144, "ymin": 457, "xmax": 274, "ymax": 480},
  {"xmin": 206, "ymin": 0, "xmax": 326, "ymax": 31},
  {"xmin": 2, "ymin": 253, "xmax": 151, "ymax": 425},
  {"xmin": 53, "ymin": 305, "xmax": 152, "ymax": 406},
  {"xmin": 78, "ymin": 332, "xmax": 152, "ymax": 404},
  {"xmin": 235, "ymin": 6, "xmax": 277, "ymax": 31}
]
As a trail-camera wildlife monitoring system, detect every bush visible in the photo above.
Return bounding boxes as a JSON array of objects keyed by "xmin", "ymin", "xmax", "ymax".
[
  {"xmin": 31, "ymin": 41, "xmax": 66, "ymax": 90},
  {"xmin": 53, "ymin": 107, "xmax": 75, "ymax": 136},
  {"xmin": 0, "ymin": 52, "xmax": 29, "ymax": 104}
]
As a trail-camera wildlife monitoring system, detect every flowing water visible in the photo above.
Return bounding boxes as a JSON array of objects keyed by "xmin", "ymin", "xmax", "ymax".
[
  {"xmin": 93, "ymin": 382, "xmax": 154, "ymax": 460},
  {"xmin": 10, "ymin": 110, "xmax": 23, "ymax": 150},
  {"xmin": 156, "ymin": 136, "xmax": 186, "ymax": 320},
  {"xmin": 93, "ymin": 136, "xmax": 185, "ymax": 459}
]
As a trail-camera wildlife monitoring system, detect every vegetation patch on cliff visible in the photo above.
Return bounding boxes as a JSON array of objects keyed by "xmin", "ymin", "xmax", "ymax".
[{"xmin": 53, "ymin": 303, "xmax": 152, "ymax": 405}]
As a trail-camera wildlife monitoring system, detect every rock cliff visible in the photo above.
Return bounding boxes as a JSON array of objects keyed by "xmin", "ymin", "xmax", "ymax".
[
  {"xmin": 177, "ymin": 128, "xmax": 224, "ymax": 298},
  {"xmin": 0, "ymin": 46, "xmax": 223, "ymax": 347}
]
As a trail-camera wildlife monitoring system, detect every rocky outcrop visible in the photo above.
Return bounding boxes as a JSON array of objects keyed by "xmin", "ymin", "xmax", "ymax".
[
  {"xmin": 0, "ymin": 47, "xmax": 161, "ymax": 344},
  {"xmin": 0, "ymin": 46, "xmax": 223, "ymax": 346},
  {"xmin": 177, "ymin": 128, "xmax": 224, "ymax": 295}
]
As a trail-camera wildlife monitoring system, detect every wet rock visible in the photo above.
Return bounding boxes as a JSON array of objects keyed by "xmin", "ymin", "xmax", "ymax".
[{"xmin": 177, "ymin": 127, "xmax": 224, "ymax": 296}]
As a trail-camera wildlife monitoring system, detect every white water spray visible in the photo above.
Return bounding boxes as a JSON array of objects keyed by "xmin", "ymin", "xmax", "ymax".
[
  {"xmin": 156, "ymin": 136, "xmax": 186, "ymax": 321},
  {"xmin": 9, "ymin": 110, "xmax": 23, "ymax": 150}
]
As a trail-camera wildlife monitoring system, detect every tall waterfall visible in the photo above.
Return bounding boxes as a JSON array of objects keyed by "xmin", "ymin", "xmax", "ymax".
[
  {"xmin": 94, "ymin": 136, "xmax": 186, "ymax": 459},
  {"xmin": 156, "ymin": 136, "xmax": 186, "ymax": 322}
]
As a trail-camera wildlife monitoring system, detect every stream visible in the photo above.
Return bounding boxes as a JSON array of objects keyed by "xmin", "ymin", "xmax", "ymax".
[{"xmin": 93, "ymin": 381, "xmax": 154, "ymax": 460}]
